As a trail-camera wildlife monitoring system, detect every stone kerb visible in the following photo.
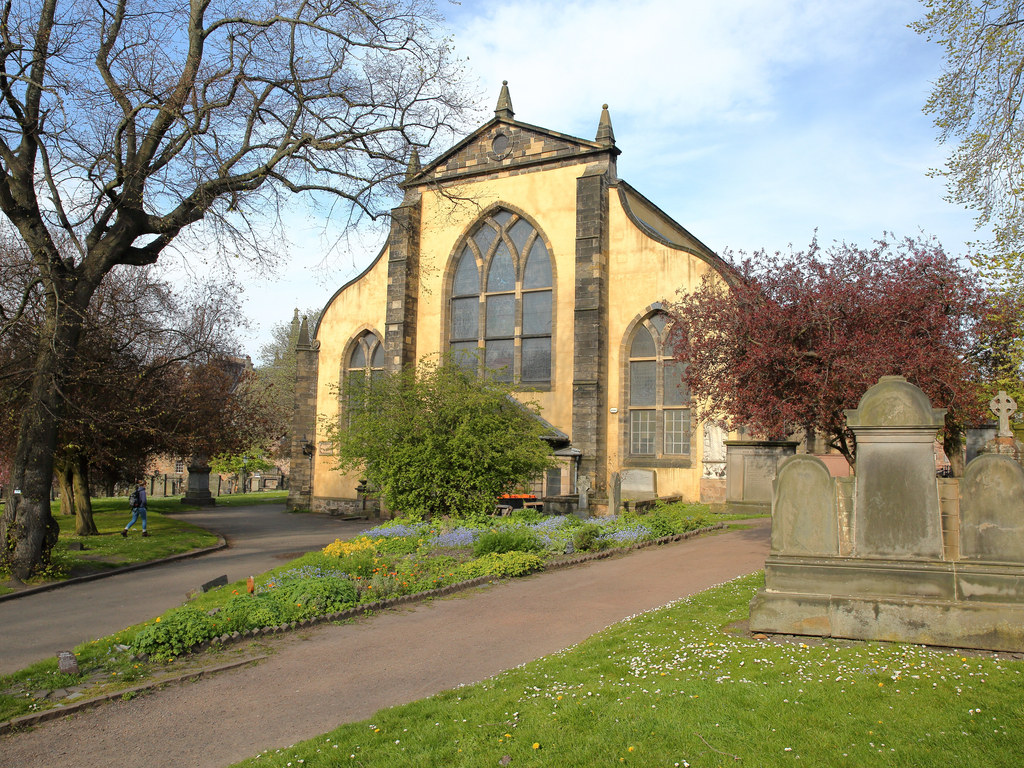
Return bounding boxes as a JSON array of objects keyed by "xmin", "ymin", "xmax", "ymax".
[
  {"xmin": 770, "ymin": 454, "xmax": 837, "ymax": 557},
  {"xmin": 960, "ymin": 454, "xmax": 1024, "ymax": 564},
  {"xmin": 845, "ymin": 375, "xmax": 946, "ymax": 560}
]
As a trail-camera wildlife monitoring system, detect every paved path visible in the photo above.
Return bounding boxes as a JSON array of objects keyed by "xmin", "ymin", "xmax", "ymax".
[
  {"xmin": 1, "ymin": 521, "xmax": 770, "ymax": 768},
  {"xmin": 0, "ymin": 505, "xmax": 372, "ymax": 675}
]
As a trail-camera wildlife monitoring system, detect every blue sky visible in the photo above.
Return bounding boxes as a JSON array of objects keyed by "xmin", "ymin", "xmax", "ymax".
[{"xmin": 231, "ymin": 0, "xmax": 981, "ymax": 358}]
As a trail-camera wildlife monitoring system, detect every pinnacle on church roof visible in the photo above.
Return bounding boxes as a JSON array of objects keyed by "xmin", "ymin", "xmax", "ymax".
[
  {"xmin": 495, "ymin": 80, "xmax": 514, "ymax": 120},
  {"xmin": 297, "ymin": 316, "xmax": 310, "ymax": 348},
  {"xmin": 405, "ymin": 148, "xmax": 421, "ymax": 180},
  {"xmin": 596, "ymin": 103, "xmax": 615, "ymax": 146}
]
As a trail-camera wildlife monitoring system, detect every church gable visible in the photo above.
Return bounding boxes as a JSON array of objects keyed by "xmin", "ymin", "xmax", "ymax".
[
  {"xmin": 418, "ymin": 121, "xmax": 604, "ymax": 183},
  {"xmin": 408, "ymin": 82, "xmax": 616, "ymax": 186}
]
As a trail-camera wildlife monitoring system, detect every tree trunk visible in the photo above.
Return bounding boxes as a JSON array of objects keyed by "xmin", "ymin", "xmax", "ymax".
[
  {"xmin": 0, "ymin": 286, "xmax": 95, "ymax": 578},
  {"xmin": 55, "ymin": 458, "xmax": 75, "ymax": 516},
  {"xmin": 944, "ymin": 421, "xmax": 965, "ymax": 478},
  {"xmin": 72, "ymin": 454, "xmax": 98, "ymax": 536}
]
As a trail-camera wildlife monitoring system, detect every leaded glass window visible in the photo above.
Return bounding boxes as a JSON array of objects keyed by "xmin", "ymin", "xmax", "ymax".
[
  {"xmin": 345, "ymin": 331, "xmax": 386, "ymax": 415},
  {"xmin": 626, "ymin": 312, "xmax": 690, "ymax": 457},
  {"xmin": 447, "ymin": 208, "xmax": 553, "ymax": 383}
]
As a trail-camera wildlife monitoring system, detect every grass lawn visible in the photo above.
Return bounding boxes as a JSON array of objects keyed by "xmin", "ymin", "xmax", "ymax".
[
  {"xmin": 229, "ymin": 573, "xmax": 1024, "ymax": 768},
  {"xmin": 0, "ymin": 491, "xmax": 286, "ymax": 596}
]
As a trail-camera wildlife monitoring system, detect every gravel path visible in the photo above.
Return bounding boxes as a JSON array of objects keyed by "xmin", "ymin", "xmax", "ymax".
[
  {"xmin": 1, "ymin": 521, "xmax": 770, "ymax": 768},
  {"xmin": 0, "ymin": 504, "xmax": 372, "ymax": 675}
]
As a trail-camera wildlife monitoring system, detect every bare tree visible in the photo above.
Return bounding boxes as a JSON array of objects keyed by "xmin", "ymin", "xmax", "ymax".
[{"xmin": 0, "ymin": 0, "xmax": 472, "ymax": 578}]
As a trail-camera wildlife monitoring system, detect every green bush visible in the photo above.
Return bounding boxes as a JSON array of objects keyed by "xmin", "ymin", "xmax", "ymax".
[
  {"xmin": 572, "ymin": 523, "xmax": 607, "ymax": 552},
  {"xmin": 375, "ymin": 536, "xmax": 421, "ymax": 555},
  {"xmin": 340, "ymin": 550, "xmax": 379, "ymax": 579},
  {"xmin": 642, "ymin": 505, "xmax": 711, "ymax": 537},
  {"xmin": 133, "ymin": 606, "xmax": 218, "ymax": 661},
  {"xmin": 282, "ymin": 577, "xmax": 358, "ymax": 613},
  {"xmin": 457, "ymin": 551, "xmax": 544, "ymax": 579},
  {"xmin": 473, "ymin": 528, "xmax": 541, "ymax": 557},
  {"xmin": 508, "ymin": 508, "xmax": 543, "ymax": 524}
]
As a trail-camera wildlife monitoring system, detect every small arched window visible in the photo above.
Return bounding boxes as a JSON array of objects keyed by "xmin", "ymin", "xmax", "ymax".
[
  {"xmin": 347, "ymin": 331, "xmax": 386, "ymax": 383},
  {"xmin": 448, "ymin": 208, "xmax": 553, "ymax": 384},
  {"xmin": 627, "ymin": 312, "xmax": 690, "ymax": 457}
]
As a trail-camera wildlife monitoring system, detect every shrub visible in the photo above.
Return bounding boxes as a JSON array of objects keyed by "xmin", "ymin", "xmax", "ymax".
[
  {"xmin": 133, "ymin": 606, "xmax": 218, "ymax": 661},
  {"xmin": 282, "ymin": 577, "xmax": 357, "ymax": 613},
  {"xmin": 572, "ymin": 523, "xmax": 607, "ymax": 553},
  {"xmin": 508, "ymin": 507, "xmax": 543, "ymax": 524},
  {"xmin": 473, "ymin": 528, "xmax": 541, "ymax": 557},
  {"xmin": 457, "ymin": 551, "xmax": 544, "ymax": 579},
  {"xmin": 338, "ymin": 550, "xmax": 379, "ymax": 579},
  {"xmin": 375, "ymin": 536, "xmax": 421, "ymax": 555}
]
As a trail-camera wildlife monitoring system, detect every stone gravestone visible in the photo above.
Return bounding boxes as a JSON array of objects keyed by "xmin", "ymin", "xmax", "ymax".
[
  {"xmin": 724, "ymin": 440, "xmax": 798, "ymax": 514},
  {"xmin": 770, "ymin": 455, "xmax": 837, "ymax": 557},
  {"xmin": 991, "ymin": 390, "xmax": 1016, "ymax": 436},
  {"xmin": 619, "ymin": 469, "xmax": 656, "ymax": 501},
  {"xmin": 181, "ymin": 454, "xmax": 216, "ymax": 507},
  {"xmin": 978, "ymin": 390, "xmax": 1024, "ymax": 464},
  {"xmin": 750, "ymin": 376, "xmax": 1024, "ymax": 652},
  {"xmin": 960, "ymin": 455, "xmax": 1024, "ymax": 564},
  {"xmin": 57, "ymin": 651, "xmax": 79, "ymax": 676},
  {"xmin": 576, "ymin": 474, "xmax": 591, "ymax": 512},
  {"xmin": 609, "ymin": 471, "xmax": 621, "ymax": 515},
  {"xmin": 846, "ymin": 375, "xmax": 946, "ymax": 559}
]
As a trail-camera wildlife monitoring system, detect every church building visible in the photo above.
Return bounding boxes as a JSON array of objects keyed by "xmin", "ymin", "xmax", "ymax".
[{"xmin": 287, "ymin": 83, "xmax": 734, "ymax": 514}]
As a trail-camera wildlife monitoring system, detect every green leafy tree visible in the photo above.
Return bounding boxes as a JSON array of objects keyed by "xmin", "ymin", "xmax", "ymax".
[
  {"xmin": 322, "ymin": 356, "xmax": 556, "ymax": 520},
  {"xmin": 210, "ymin": 449, "xmax": 276, "ymax": 493},
  {"xmin": 914, "ymin": 1, "xmax": 1024, "ymax": 280}
]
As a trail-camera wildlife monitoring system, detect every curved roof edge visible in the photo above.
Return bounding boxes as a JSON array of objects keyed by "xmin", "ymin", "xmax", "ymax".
[
  {"xmin": 614, "ymin": 181, "xmax": 737, "ymax": 282},
  {"xmin": 313, "ymin": 241, "xmax": 389, "ymax": 340}
]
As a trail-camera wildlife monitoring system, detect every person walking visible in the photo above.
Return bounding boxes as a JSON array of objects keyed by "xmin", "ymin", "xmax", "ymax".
[{"xmin": 122, "ymin": 480, "xmax": 149, "ymax": 537}]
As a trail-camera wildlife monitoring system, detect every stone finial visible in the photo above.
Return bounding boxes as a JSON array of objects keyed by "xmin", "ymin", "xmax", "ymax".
[
  {"xmin": 990, "ymin": 390, "xmax": 1017, "ymax": 437},
  {"xmin": 596, "ymin": 103, "xmax": 615, "ymax": 146},
  {"xmin": 297, "ymin": 316, "xmax": 310, "ymax": 349},
  {"xmin": 494, "ymin": 80, "xmax": 514, "ymax": 120},
  {"xmin": 405, "ymin": 148, "xmax": 421, "ymax": 181}
]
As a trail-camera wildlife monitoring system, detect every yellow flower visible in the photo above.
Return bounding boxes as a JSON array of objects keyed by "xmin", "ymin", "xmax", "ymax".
[
  {"xmin": 878, "ymin": 682, "xmax": 884, "ymax": 687},
  {"xmin": 628, "ymin": 747, "xmax": 635, "ymax": 752},
  {"xmin": 155, "ymin": 617, "xmax": 161, "ymax": 622}
]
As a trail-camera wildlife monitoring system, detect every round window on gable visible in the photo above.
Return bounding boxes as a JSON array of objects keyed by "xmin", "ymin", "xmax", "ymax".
[{"xmin": 491, "ymin": 133, "xmax": 510, "ymax": 158}]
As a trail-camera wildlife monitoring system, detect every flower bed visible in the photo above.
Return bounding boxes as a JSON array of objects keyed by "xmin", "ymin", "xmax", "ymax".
[{"xmin": 125, "ymin": 504, "xmax": 712, "ymax": 661}]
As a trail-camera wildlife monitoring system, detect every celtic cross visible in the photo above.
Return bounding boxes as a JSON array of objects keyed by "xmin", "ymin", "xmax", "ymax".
[{"xmin": 990, "ymin": 390, "xmax": 1017, "ymax": 438}]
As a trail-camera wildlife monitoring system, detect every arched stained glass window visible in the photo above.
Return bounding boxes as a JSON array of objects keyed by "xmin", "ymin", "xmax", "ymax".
[
  {"xmin": 447, "ymin": 208, "xmax": 553, "ymax": 384},
  {"xmin": 626, "ymin": 312, "xmax": 690, "ymax": 457}
]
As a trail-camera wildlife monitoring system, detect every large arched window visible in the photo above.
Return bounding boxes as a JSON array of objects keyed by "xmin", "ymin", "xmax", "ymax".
[
  {"xmin": 448, "ymin": 208, "xmax": 553, "ymax": 384},
  {"xmin": 626, "ymin": 312, "xmax": 690, "ymax": 457}
]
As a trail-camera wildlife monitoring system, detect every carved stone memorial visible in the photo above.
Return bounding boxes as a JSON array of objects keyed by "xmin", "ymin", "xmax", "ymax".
[
  {"xmin": 181, "ymin": 454, "xmax": 216, "ymax": 507},
  {"xmin": 749, "ymin": 376, "xmax": 1024, "ymax": 652},
  {"xmin": 724, "ymin": 440, "xmax": 798, "ymax": 514},
  {"xmin": 619, "ymin": 469, "xmax": 656, "ymax": 501}
]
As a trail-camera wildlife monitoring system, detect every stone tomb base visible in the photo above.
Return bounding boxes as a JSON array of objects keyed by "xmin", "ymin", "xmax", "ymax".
[{"xmin": 749, "ymin": 555, "xmax": 1024, "ymax": 652}]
